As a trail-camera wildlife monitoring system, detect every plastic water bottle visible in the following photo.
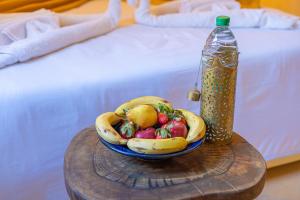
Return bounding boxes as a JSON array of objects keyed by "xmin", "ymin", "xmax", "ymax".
[{"xmin": 201, "ymin": 16, "xmax": 239, "ymax": 144}]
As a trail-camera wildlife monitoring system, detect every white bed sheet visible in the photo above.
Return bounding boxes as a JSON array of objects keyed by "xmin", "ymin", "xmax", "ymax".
[{"xmin": 1, "ymin": 4, "xmax": 300, "ymax": 200}]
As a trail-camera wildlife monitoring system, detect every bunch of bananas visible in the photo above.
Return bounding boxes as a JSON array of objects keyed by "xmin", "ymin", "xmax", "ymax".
[{"xmin": 95, "ymin": 96, "xmax": 206, "ymax": 154}]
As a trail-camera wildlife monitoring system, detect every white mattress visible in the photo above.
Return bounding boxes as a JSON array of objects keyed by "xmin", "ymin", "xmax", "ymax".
[{"xmin": 1, "ymin": 1, "xmax": 300, "ymax": 200}]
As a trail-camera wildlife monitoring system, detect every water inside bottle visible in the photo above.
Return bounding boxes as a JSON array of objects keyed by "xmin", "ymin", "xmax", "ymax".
[
  {"xmin": 203, "ymin": 26, "xmax": 238, "ymax": 69},
  {"xmin": 200, "ymin": 16, "xmax": 239, "ymax": 144}
]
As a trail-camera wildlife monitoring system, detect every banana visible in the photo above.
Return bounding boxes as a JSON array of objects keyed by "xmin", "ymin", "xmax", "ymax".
[
  {"xmin": 115, "ymin": 96, "xmax": 173, "ymax": 116},
  {"xmin": 178, "ymin": 109, "xmax": 206, "ymax": 143},
  {"xmin": 127, "ymin": 137, "xmax": 188, "ymax": 154},
  {"xmin": 96, "ymin": 97, "xmax": 205, "ymax": 154},
  {"xmin": 95, "ymin": 112, "xmax": 127, "ymax": 145}
]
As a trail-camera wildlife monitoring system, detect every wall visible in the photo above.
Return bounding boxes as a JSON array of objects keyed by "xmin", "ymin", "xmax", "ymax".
[
  {"xmin": 260, "ymin": 0, "xmax": 300, "ymax": 16},
  {"xmin": 0, "ymin": 0, "xmax": 89, "ymax": 13},
  {"xmin": 238, "ymin": 0, "xmax": 260, "ymax": 8}
]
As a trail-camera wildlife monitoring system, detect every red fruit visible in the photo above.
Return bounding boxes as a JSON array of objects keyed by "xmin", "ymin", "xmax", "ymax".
[
  {"xmin": 155, "ymin": 128, "xmax": 171, "ymax": 139},
  {"xmin": 156, "ymin": 135, "xmax": 163, "ymax": 139},
  {"xmin": 175, "ymin": 117, "xmax": 187, "ymax": 125},
  {"xmin": 119, "ymin": 121, "xmax": 136, "ymax": 139},
  {"xmin": 158, "ymin": 113, "xmax": 169, "ymax": 125},
  {"xmin": 161, "ymin": 124, "xmax": 168, "ymax": 129},
  {"xmin": 135, "ymin": 128, "xmax": 156, "ymax": 139},
  {"xmin": 165, "ymin": 120, "xmax": 188, "ymax": 138}
]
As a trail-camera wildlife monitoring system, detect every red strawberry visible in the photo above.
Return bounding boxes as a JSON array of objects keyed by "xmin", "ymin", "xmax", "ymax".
[
  {"xmin": 119, "ymin": 121, "xmax": 136, "ymax": 139},
  {"xmin": 174, "ymin": 117, "xmax": 187, "ymax": 125},
  {"xmin": 156, "ymin": 135, "xmax": 163, "ymax": 139},
  {"xmin": 161, "ymin": 124, "xmax": 168, "ymax": 129},
  {"xmin": 135, "ymin": 128, "xmax": 156, "ymax": 139},
  {"xmin": 155, "ymin": 128, "xmax": 171, "ymax": 139},
  {"xmin": 164, "ymin": 120, "xmax": 188, "ymax": 138},
  {"xmin": 158, "ymin": 112, "xmax": 169, "ymax": 125}
]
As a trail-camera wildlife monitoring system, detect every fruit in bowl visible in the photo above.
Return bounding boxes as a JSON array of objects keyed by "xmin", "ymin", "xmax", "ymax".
[
  {"xmin": 95, "ymin": 96, "xmax": 206, "ymax": 154},
  {"xmin": 126, "ymin": 105, "xmax": 157, "ymax": 129}
]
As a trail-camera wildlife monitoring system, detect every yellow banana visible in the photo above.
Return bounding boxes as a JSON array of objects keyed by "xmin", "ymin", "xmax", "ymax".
[
  {"xmin": 178, "ymin": 109, "xmax": 206, "ymax": 143},
  {"xmin": 127, "ymin": 137, "xmax": 188, "ymax": 154},
  {"xmin": 95, "ymin": 112, "xmax": 127, "ymax": 145},
  {"xmin": 115, "ymin": 96, "xmax": 173, "ymax": 116}
]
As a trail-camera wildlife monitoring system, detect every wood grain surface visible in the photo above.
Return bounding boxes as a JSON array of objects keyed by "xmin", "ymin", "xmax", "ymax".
[{"xmin": 64, "ymin": 127, "xmax": 266, "ymax": 200}]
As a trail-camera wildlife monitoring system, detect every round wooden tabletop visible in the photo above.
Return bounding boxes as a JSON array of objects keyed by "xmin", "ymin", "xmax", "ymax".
[{"xmin": 64, "ymin": 127, "xmax": 266, "ymax": 200}]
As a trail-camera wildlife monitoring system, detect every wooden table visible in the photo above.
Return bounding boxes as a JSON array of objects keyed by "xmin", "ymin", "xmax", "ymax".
[{"xmin": 64, "ymin": 127, "xmax": 266, "ymax": 200}]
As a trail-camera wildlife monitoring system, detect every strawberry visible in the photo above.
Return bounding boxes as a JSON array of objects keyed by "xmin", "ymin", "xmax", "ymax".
[
  {"xmin": 155, "ymin": 128, "xmax": 171, "ymax": 139},
  {"xmin": 156, "ymin": 135, "xmax": 165, "ymax": 139},
  {"xmin": 163, "ymin": 120, "xmax": 188, "ymax": 138},
  {"xmin": 155, "ymin": 103, "xmax": 186, "ymax": 125},
  {"xmin": 158, "ymin": 112, "xmax": 169, "ymax": 125},
  {"xmin": 119, "ymin": 120, "xmax": 136, "ymax": 139},
  {"xmin": 161, "ymin": 124, "xmax": 168, "ymax": 129},
  {"xmin": 135, "ymin": 128, "xmax": 156, "ymax": 139},
  {"xmin": 174, "ymin": 117, "xmax": 187, "ymax": 125}
]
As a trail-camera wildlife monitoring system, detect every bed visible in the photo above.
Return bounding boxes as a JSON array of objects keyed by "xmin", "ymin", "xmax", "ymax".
[{"xmin": 1, "ymin": 0, "xmax": 300, "ymax": 199}]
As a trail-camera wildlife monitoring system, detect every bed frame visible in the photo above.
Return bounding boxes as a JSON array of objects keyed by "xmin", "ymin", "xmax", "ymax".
[{"xmin": 267, "ymin": 153, "xmax": 300, "ymax": 169}]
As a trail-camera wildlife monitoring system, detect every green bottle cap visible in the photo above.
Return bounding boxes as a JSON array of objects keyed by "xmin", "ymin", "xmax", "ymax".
[{"xmin": 216, "ymin": 16, "xmax": 230, "ymax": 26}]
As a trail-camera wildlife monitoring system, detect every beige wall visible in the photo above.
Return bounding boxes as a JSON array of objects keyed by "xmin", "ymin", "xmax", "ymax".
[
  {"xmin": 238, "ymin": 0, "xmax": 260, "ymax": 8},
  {"xmin": 0, "ymin": 0, "xmax": 90, "ymax": 13},
  {"xmin": 260, "ymin": 0, "xmax": 300, "ymax": 16}
]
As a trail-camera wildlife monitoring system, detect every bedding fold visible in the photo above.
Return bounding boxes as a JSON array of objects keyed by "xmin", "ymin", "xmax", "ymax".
[
  {"xmin": 0, "ymin": 0, "xmax": 121, "ymax": 69},
  {"xmin": 130, "ymin": 0, "xmax": 300, "ymax": 29}
]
